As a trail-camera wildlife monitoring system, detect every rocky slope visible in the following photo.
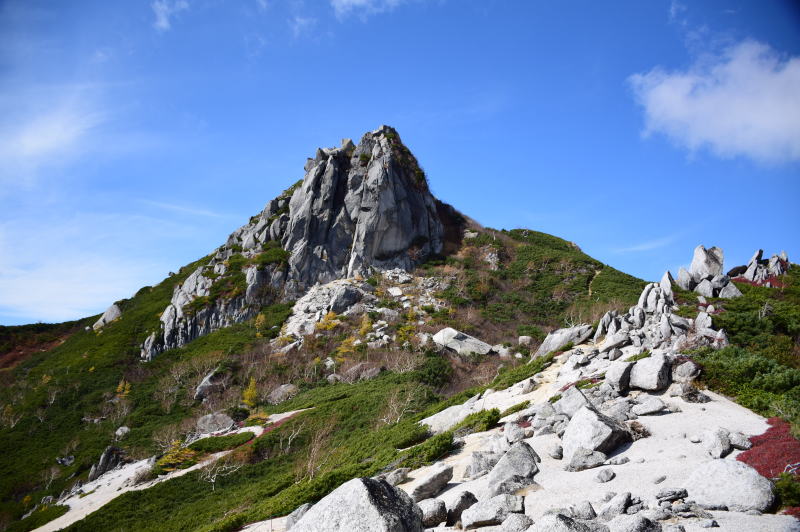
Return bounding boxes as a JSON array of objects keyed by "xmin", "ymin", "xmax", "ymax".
[
  {"xmin": 139, "ymin": 125, "xmax": 454, "ymax": 360},
  {"xmin": 2, "ymin": 126, "xmax": 798, "ymax": 532}
]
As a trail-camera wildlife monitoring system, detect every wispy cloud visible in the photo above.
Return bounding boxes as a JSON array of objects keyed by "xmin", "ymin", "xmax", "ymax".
[
  {"xmin": 629, "ymin": 39, "xmax": 800, "ymax": 165},
  {"xmin": 615, "ymin": 234, "xmax": 679, "ymax": 253},
  {"xmin": 331, "ymin": 0, "xmax": 407, "ymax": 18},
  {"xmin": 0, "ymin": 89, "xmax": 107, "ymax": 187},
  {"xmin": 141, "ymin": 199, "xmax": 227, "ymax": 218},
  {"xmin": 290, "ymin": 16, "xmax": 317, "ymax": 38},
  {"xmin": 151, "ymin": 0, "xmax": 189, "ymax": 32}
]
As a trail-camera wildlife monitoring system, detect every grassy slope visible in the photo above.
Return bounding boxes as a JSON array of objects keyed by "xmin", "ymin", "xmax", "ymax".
[{"xmin": 0, "ymin": 224, "xmax": 648, "ymax": 531}]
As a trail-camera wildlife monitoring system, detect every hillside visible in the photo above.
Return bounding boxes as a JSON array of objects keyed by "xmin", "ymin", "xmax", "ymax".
[{"xmin": 0, "ymin": 127, "xmax": 797, "ymax": 532}]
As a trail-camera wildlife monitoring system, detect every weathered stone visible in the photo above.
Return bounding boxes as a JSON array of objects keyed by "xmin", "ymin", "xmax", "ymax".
[
  {"xmin": 466, "ymin": 451, "xmax": 502, "ymax": 479},
  {"xmin": 562, "ymin": 406, "xmax": 632, "ymax": 461},
  {"xmin": 383, "ymin": 468, "xmax": 411, "ymax": 486},
  {"xmin": 676, "ymin": 267, "xmax": 693, "ymax": 291},
  {"xmin": 554, "ymin": 385, "xmax": 591, "ymax": 418},
  {"xmin": 501, "ymin": 512, "xmax": 534, "ymax": 531},
  {"xmin": 461, "ymin": 494, "xmax": 524, "ymax": 529},
  {"xmin": 410, "ymin": 463, "xmax": 453, "ymax": 502},
  {"xmin": 701, "ymin": 428, "xmax": 732, "ymax": 458},
  {"xmin": 631, "ymin": 397, "xmax": 665, "ymax": 416},
  {"xmin": 196, "ymin": 412, "xmax": 234, "ymax": 434},
  {"xmin": 573, "ymin": 500, "xmax": 597, "ymax": 520},
  {"xmin": 685, "ymin": 460, "xmax": 775, "ymax": 512},
  {"xmin": 87, "ymin": 446, "xmax": 126, "ymax": 482},
  {"xmin": 672, "ymin": 360, "xmax": 700, "ymax": 383},
  {"xmin": 605, "ymin": 361, "xmax": 633, "ymax": 393},
  {"xmin": 93, "ymin": 303, "xmax": 122, "ymax": 331},
  {"xmin": 528, "ymin": 514, "xmax": 593, "ymax": 531},
  {"xmin": 535, "ymin": 324, "xmax": 594, "ymax": 358},
  {"xmin": 694, "ymin": 279, "xmax": 715, "ymax": 298},
  {"xmin": 432, "ymin": 327, "xmax": 492, "ymax": 356},
  {"xmin": 595, "ymin": 469, "xmax": 616, "ymax": 483},
  {"xmin": 291, "ymin": 477, "xmax": 423, "ymax": 532},
  {"xmin": 446, "ymin": 490, "xmax": 478, "ymax": 526},
  {"xmin": 689, "ymin": 245, "xmax": 724, "ymax": 283},
  {"xmin": 695, "ymin": 312, "xmax": 712, "ymax": 330},
  {"xmin": 718, "ymin": 283, "xmax": 743, "ymax": 299},
  {"xmin": 599, "ymin": 492, "xmax": 631, "ymax": 520},
  {"xmin": 267, "ymin": 384, "xmax": 299, "ymax": 405},
  {"xmin": 486, "ymin": 441, "xmax": 540, "ymax": 496},
  {"xmin": 729, "ymin": 431, "xmax": 752, "ymax": 450},
  {"xmin": 629, "ymin": 354, "xmax": 670, "ymax": 391},
  {"xmin": 548, "ymin": 443, "xmax": 564, "ymax": 459},
  {"xmin": 565, "ymin": 447, "xmax": 608, "ymax": 472},
  {"xmin": 417, "ymin": 498, "xmax": 447, "ymax": 527},
  {"xmin": 600, "ymin": 332, "xmax": 630, "ymax": 353},
  {"xmin": 115, "ymin": 426, "xmax": 130, "ymax": 440},
  {"xmin": 606, "ymin": 514, "xmax": 660, "ymax": 531}
]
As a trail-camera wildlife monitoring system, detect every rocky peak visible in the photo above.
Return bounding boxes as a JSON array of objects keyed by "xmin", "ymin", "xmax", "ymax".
[{"xmin": 140, "ymin": 126, "xmax": 454, "ymax": 360}]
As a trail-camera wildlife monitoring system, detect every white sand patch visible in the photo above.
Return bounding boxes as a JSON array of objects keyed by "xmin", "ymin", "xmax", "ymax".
[{"xmin": 34, "ymin": 410, "xmax": 307, "ymax": 532}]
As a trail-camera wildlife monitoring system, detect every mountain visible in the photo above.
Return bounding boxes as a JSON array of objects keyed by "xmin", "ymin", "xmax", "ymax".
[{"xmin": 0, "ymin": 127, "xmax": 798, "ymax": 532}]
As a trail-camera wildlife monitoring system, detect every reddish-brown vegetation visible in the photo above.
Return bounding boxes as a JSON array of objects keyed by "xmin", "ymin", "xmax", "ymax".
[{"xmin": 737, "ymin": 417, "xmax": 800, "ymax": 479}]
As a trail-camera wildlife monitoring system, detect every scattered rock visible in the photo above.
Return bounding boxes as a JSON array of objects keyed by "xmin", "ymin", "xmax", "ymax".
[
  {"xmin": 629, "ymin": 353, "xmax": 670, "ymax": 391},
  {"xmin": 432, "ymin": 327, "xmax": 492, "ymax": 357},
  {"xmin": 548, "ymin": 444, "xmax": 564, "ymax": 460},
  {"xmin": 382, "ymin": 468, "xmax": 411, "ymax": 486},
  {"xmin": 561, "ymin": 405, "xmax": 632, "ymax": 461},
  {"xmin": 486, "ymin": 441, "xmax": 540, "ymax": 496},
  {"xmin": 417, "ymin": 498, "xmax": 446, "ymax": 527},
  {"xmin": 196, "ymin": 412, "xmax": 234, "ymax": 434},
  {"xmin": 87, "ymin": 446, "xmax": 126, "ymax": 482},
  {"xmin": 566, "ymin": 447, "xmax": 608, "ymax": 472},
  {"xmin": 410, "ymin": 463, "xmax": 453, "ymax": 502},
  {"xmin": 595, "ymin": 469, "xmax": 616, "ymax": 483},
  {"xmin": 461, "ymin": 494, "xmax": 524, "ymax": 530},
  {"xmin": 631, "ymin": 397, "xmax": 665, "ymax": 416},
  {"xmin": 446, "ymin": 490, "xmax": 478, "ymax": 526},
  {"xmin": 528, "ymin": 513, "xmax": 592, "ymax": 531},
  {"xmin": 701, "ymin": 428, "xmax": 732, "ymax": 458},
  {"xmin": 501, "ymin": 512, "xmax": 534, "ymax": 531},
  {"xmin": 115, "ymin": 426, "xmax": 130, "ymax": 440},
  {"xmin": 554, "ymin": 385, "xmax": 591, "ymax": 418},
  {"xmin": 535, "ymin": 324, "xmax": 594, "ymax": 358},
  {"xmin": 605, "ymin": 361, "xmax": 633, "ymax": 393}
]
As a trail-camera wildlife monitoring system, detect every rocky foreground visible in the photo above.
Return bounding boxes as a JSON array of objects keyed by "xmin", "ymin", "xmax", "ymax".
[{"xmin": 242, "ymin": 252, "xmax": 797, "ymax": 532}]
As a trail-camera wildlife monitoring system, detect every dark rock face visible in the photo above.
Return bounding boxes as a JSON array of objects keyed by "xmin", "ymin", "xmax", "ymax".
[
  {"xmin": 284, "ymin": 125, "xmax": 444, "ymax": 286},
  {"xmin": 87, "ymin": 446, "xmax": 126, "ymax": 482},
  {"xmin": 140, "ymin": 126, "xmax": 453, "ymax": 361}
]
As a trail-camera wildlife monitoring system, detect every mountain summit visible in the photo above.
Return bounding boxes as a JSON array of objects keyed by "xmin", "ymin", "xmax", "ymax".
[{"xmin": 142, "ymin": 125, "xmax": 461, "ymax": 360}]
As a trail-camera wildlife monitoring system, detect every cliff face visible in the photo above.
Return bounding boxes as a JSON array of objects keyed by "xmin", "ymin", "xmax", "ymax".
[{"xmin": 140, "ymin": 126, "xmax": 449, "ymax": 360}]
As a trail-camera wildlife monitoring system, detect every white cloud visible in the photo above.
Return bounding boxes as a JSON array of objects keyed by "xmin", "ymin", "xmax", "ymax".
[
  {"xmin": 151, "ymin": 0, "xmax": 189, "ymax": 32},
  {"xmin": 290, "ymin": 16, "xmax": 317, "ymax": 38},
  {"xmin": 331, "ymin": 0, "xmax": 406, "ymax": 18},
  {"xmin": 629, "ymin": 39, "xmax": 800, "ymax": 164}
]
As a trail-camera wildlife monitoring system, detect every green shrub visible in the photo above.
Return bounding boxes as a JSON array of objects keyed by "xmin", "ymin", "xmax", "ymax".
[
  {"xmin": 500, "ymin": 401, "xmax": 530, "ymax": 417},
  {"xmin": 396, "ymin": 432, "xmax": 454, "ymax": 470},
  {"xmin": 228, "ymin": 407, "xmax": 249, "ymax": 422},
  {"xmin": 6, "ymin": 504, "xmax": 68, "ymax": 532},
  {"xmin": 189, "ymin": 432, "xmax": 254, "ymax": 453},
  {"xmin": 415, "ymin": 352, "xmax": 452, "ymax": 388},
  {"xmin": 625, "ymin": 350, "xmax": 651, "ymax": 362},
  {"xmin": 154, "ymin": 443, "xmax": 198, "ymax": 475},
  {"xmin": 452, "ymin": 408, "xmax": 500, "ymax": 435},
  {"xmin": 775, "ymin": 473, "xmax": 800, "ymax": 507}
]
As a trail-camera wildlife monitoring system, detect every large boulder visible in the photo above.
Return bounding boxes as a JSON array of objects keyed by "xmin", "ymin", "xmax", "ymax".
[
  {"xmin": 87, "ymin": 446, "xmax": 126, "ymax": 482},
  {"xmin": 93, "ymin": 303, "xmax": 122, "ymax": 331},
  {"xmin": 628, "ymin": 353, "xmax": 670, "ymax": 391},
  {"xmin": 685, "ymin": 460, "xmax": 774, "ymax": 512},
  {"xmin": 535, "ymin": 324, "xmax": 593, "ymax": 358},
  {"xmin": 267, "ymin": 383, "xmax": 299, "ymax": 405},
  {"xmin": 460, "ymin": 494, "xmax": 524, "ymax": 530},
  {"xmin": 196, "ymin": 412, "xmax": 234, "ymax": 434},
  {"xmin": 291, "ymin": 477, "xmax": 424, "ymax": 532},
  {"xmin": 432, "ymin": 328, "xmax": 492, "ymax": 357},
  {"xmin": 689, "ymin": 245, "xmax": 724, "ymax": 283},
  {"xmin": 561, "ymin": 405, "xmax": 632, "ymax": 461},
  {"xmin": 285, "ymin": 503, "xmax": 313, "ymax": 529},
  {"xmin": 486, "ymin": 441, "xmax": 540, "ymax": 496},
  {"xmin": 410, "ymin": 463, "xmax": 453, "ymax": 502}
]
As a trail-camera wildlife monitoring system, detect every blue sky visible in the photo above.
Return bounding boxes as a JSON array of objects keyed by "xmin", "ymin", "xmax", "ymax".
[{"xmin": 1, "ymin": 0, "xmax": 798, "ymax": 325}]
